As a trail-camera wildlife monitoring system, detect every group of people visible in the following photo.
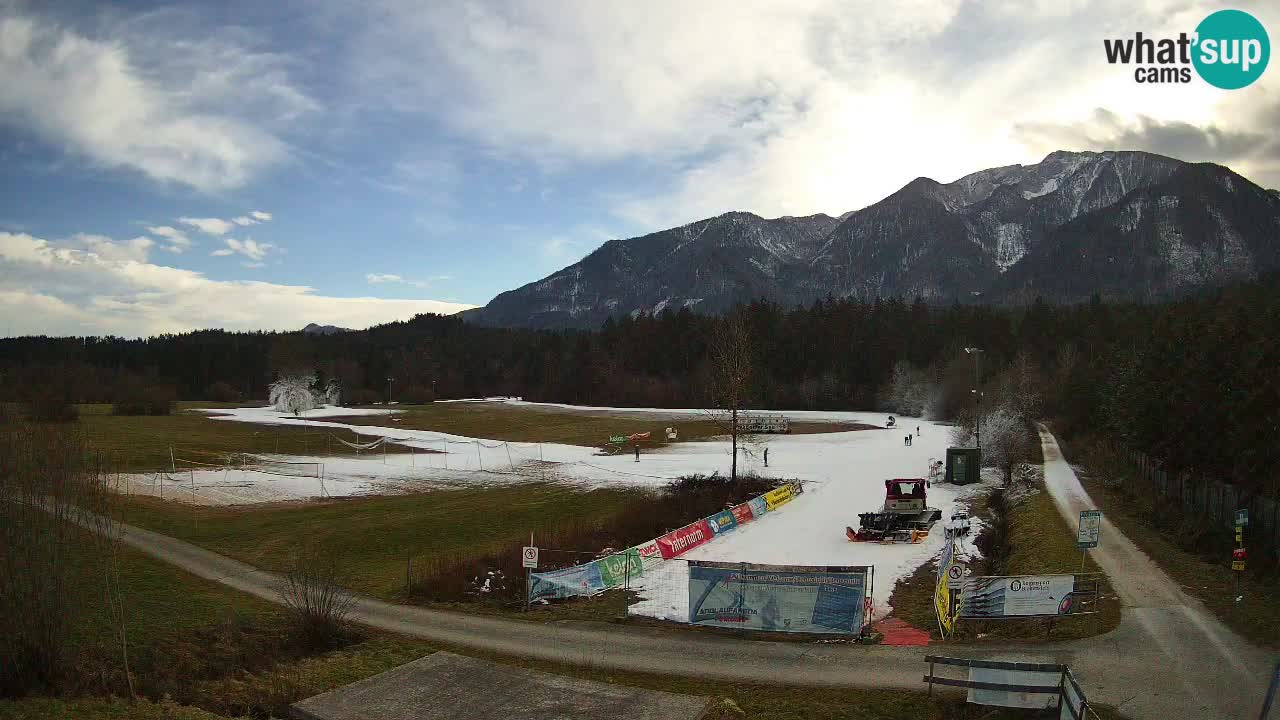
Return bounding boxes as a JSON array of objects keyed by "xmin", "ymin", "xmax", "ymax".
[{"xmin": 904, "ymin": 425, "xmax": 921, "ymax": 446}]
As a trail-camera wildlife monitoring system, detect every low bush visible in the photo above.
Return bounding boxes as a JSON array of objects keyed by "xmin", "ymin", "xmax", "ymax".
[
  {"xmin": 407, "ymin": 472, "xmax": 781, "ymax": 604},
  {"xmin": 112, "ymin": 382, "xmax": 175, "ymax": 416},
  {"xmin": 398, "ymin": 385, "xmax": 435, "ymax": 405},
  {"xmin": 204, "ymin": 381, "xmax": 240, "ymax": 403}
]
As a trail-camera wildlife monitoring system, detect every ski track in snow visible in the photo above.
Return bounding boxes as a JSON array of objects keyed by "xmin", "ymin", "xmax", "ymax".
[{"xmin": 131, "ymin": 402, "xmax": 988, "ymax": 622}]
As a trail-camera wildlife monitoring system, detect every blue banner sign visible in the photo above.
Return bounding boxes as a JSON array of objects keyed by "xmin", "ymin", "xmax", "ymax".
[
  {"xmin": 707, "ymin": 509, "xmax": 738, "ymax": 534},
  {"xmin": 529, "ymin": 562, "xmax": 605, "ymax": 602},
  {"xmin": 688, "ymin": 561, "xmax": 870, "ymax": 634}
]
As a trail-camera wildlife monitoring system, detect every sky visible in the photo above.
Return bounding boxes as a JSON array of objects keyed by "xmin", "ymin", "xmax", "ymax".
[{"xmin": 1, "ymin": 0, "xmax": 1277, "ymax": 337}]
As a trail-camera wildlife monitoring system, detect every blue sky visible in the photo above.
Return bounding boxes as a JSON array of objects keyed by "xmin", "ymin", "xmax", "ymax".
[{"xmin": 1, "ymin": 0, "xmax": 1276, "ymax": 336}]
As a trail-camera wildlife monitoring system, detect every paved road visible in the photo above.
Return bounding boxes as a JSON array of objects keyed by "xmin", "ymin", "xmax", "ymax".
[{"xmin": 110, "ymin": 428, "xmax": 1276, "ymax": 719}]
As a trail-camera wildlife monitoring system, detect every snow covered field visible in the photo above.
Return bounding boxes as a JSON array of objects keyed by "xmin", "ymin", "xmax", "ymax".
[{"xmin": 122, "ymin": 403, "xmax": 989, "ymax": 618}]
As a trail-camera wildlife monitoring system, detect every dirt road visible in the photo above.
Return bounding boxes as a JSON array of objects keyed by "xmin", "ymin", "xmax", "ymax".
[{"xmin": 1037, "ymin": 425, "xmax": 1274, "ymax": 719}]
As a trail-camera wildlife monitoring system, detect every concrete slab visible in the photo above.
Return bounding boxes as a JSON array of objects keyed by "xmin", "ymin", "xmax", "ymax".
[{"xmin": 289, "ymin": 651, "xmax": 710, "ymax": 720}]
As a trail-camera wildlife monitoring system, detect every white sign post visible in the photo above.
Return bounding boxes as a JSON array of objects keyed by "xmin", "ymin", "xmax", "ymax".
[
  {"xmin": 1077, "ymin": 510, "xmax": 1101, "ymax": 573},
  {"xmin": 522, "ymin": 541, "xmax": 538, "ymax": 612}
]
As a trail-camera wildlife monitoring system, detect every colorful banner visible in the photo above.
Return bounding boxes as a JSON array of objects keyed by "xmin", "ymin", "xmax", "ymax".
[
  {"xmin": 528, "ymin": 483, "xmax": 805, "ymax": 605},
  {"xmin": 688, "ymin": 561, "xmax": 869, "ymax": 634},
  {"xmin": 529, "ymin": 562, "xmax": 605, "ymax": 602},
  {"xmin": 596, "ymin": 549, "xmax": 644, "ymax": 588},
  {"xmin": 707, "ymin": 509, "xmax": 738, "ymax": 534},
  {"xmin": 656, "ymin": 519, "xmax": 713, "ymax": 559},
  {"xmin": 763, "ymin": 483, "xmax": 800, "ymax": 511},
  {"xmin": 934, "ymin": 538, "xmax": 958, "ymax": 636},
  {"xmin": 960, "ymin": 575, "xmax": 1078, "ymax": 618}
]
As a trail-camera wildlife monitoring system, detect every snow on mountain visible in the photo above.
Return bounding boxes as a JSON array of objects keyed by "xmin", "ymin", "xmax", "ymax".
[{"xmin": 463, "ymin": 151, "xmax": 1280, "ymax": 328}]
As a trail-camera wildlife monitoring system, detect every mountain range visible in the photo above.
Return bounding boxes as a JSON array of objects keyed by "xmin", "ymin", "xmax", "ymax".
[{"xmin": 463, "ymin": 150, "xmax": 1280, "ymax": 329}]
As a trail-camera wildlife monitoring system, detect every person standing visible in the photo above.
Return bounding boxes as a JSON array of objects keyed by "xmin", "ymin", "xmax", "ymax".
[
  {"xmin": 634, "ymin": 443, "xmax": 640, "ymax": 462},
  {"xmin": 764, "ymin": 447, "xmax": 769, "ymax": 467}
]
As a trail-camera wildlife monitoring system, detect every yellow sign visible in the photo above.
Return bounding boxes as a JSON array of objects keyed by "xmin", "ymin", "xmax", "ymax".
[
  {"xmin": 1233, "ymin": 560, "xmax": 1246, "ymax": 571},
  {"xmin": 1236, "ymin": 529, "xmax": 1244, "ymax": 542},
  {"xmin": 934, "ymin": 540, "xmax": 958, "ymax": 636},
  {"xmin": 763, "ymin": 484, "xmax": 796, "ymax": 511}
]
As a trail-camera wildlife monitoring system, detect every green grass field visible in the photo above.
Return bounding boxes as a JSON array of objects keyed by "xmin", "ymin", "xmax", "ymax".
[
  {"xmin": 318, "ymin": 401, "xmax": 865, "ymax": 446},
  {"xmin": 117, "ymin": 483, "xmax": 643, "ymax": 599}
]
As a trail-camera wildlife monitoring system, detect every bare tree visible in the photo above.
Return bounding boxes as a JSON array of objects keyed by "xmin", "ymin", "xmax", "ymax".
[
  {"xmin": 280, "ymin": 544, "xmax": 356, "ymax": 649},
  {"xmin": 706, "ymin": 313, "xmax": 755, "ymax": 482}
]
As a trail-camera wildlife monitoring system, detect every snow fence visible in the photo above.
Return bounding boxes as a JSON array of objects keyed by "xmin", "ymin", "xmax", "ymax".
[{"xmin": 527, "ymin": 481, "xmax": 804, "ymax": 603}]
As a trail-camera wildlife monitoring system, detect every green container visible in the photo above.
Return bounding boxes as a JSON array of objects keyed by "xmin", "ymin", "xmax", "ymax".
[{"xmin": 946, "ymin": 447, "xmax": 981, "ymax": 485}]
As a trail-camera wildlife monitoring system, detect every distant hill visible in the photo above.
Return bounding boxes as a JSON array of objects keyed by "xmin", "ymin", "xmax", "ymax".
[
  {"xmin": 462, "ymin": 150, "xmax": 1280, "ymax": 328},
  {"xmin": 302, "ymin": 323, "xmax": 350, "ymax": 335}
]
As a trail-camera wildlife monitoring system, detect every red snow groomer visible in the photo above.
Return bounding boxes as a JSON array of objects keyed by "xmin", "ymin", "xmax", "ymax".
[{"xmin": 846, "ymin": 478, "xmax": 943, "ymax": 543}]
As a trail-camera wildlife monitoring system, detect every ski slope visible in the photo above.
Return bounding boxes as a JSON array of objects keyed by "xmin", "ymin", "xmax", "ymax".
[{"xmin": 129, "ymin": 404, "xmax": 985, "ymax": 616}]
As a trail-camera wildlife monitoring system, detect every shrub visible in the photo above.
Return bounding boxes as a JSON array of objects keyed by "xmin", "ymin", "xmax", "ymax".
[
  {"xmin": 205, "ymin": 381, "xmax": 241, "ymax": 403},
  {"xmin": 344, "ymin": 388, "xmax": 380, "ymax": 406},
  {"xmin": 280, "ymin": 545, "xmax": 357, "ymax": 651},
  {"xmin": 26, "ymin": 391, "xmax": 78, "ymax": 422},
  {"xmin": 112, "ymin": 383, "xmax": 175, "ymax": 416},
  {"xmin": 398, "ymin": 384, "xmax": 435, "ymax": 405}
]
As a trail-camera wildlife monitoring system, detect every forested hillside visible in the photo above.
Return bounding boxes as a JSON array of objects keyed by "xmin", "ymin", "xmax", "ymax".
[{"xmin": 3, "ymin": 276, "xmax": 1278, "ymax": 492}]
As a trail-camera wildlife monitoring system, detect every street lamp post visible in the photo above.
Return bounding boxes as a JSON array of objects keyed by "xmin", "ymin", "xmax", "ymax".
[
  {"xmin": 964, "ymin": 347, "xmax": 984, "ymax": 450},
  {"xmin": 386, "ymin": 377, "xmax": 394, "ymax": 404}
]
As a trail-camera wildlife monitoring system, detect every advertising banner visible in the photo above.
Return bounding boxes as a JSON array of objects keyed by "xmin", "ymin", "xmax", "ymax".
[
  {"xmin": 656, "ymin": 519, "xmax": 714, "ymax": 559},
  {"xmin": 968, "ymin": 667, "xmax": 1061, "ymax": 710},
  {"xmin": 960, "ymin": 575, "xmax": 1078, "ymax": 618},
  {"xmin": 763, "ymin": 484, "xmax": 797, "ymax": 511},
  {"xmin": 934, "ymin": 539, "xmax": 958, "ymax": 636},
  {"xmin": 707, "ymin": 509, "xmax": 738, "ymax": 534},
  {"xmin": 528, "ymin": 562, "xmax": 605, "ymax": 602},
  {"xmin": 748, "ymin": 496, "xmax": 768, "ymax": 518},
  {"xmin": 688, "ymin": 561, "xmax": 869, "ymax": 634},
  {"xmin": 596, "ymin": 549, "xmax": 644, "ymax": 588},
  {"xmin": 730, "ymin": 502, "xmax": 754, "ymax": 525}
]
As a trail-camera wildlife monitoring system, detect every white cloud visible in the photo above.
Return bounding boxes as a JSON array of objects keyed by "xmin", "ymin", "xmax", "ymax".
[
  {"xmin": 69, "ymin": 233, "xmax": 154, "ymax": 263},
  {"xmin": 0, "ymin": 231, "xmax": 474, "ymax": 337},
  {"xmin": 250, "ymin": 210, "xmax": 272, "ymax": 221},
  {"xmin": 0, "ymin": 9, "xmax": 307, "ymax": 191},
  {"xmin": 343, "ymin": 1, "xmax": 1280, "ymax": 228},
  {"xmin": 212, "ymin": 238, "xmax": 274, "ymax": 262},
  {"xmin": 365, "ymin": 272, "xmax": 450, "ymax": 289},
  {"xmin": 145, "ymin": 225, "xmax": 191, "ymax": 253},
  {"xmin": 232, "ymin": 216, "xmax": 256, "ymax": 226},
  {"xmin": 179, "ymin": 217, "xmax": 236, "ymax": 236}
]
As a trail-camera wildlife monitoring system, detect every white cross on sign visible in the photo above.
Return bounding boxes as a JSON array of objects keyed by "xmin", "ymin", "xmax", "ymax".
[{"xmin": 522, "ymin": 546, "xmax": 539, "ymax": 569}]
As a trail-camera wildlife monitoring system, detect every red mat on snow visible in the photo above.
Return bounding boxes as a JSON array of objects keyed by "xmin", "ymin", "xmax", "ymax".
[{"xmin": 875, "ymin": 617, "xmax": 931, "ymax": 646}]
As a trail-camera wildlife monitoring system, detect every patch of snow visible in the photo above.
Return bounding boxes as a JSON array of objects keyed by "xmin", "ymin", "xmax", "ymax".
[
  {"xmin": 198, "ymin": 405, "xmax": 398, "ymax": 420},
  {"xmin": 1022, "ymin": 177, "xmax": 1058, "ymax": 200},
  {"xmin": 994, "ymin": 223, "xmax": 1027, "ymax": 271}
]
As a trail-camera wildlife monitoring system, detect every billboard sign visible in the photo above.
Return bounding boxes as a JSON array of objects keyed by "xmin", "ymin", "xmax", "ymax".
[
  {"xmin": 763, "ymin": 484, "xmax": 798, "ymax": 511},
  {"xmin": 688, "ymin": 561, "xmax": 869, "ymax": 634},
  {"xmin": 528, "ymin": 562, "xmax": 605, "ymax": 602},
  {"xmin": 1077, "ymin": 510, "xmax": 1101, "ymax": 549},
  {"xmin": 730, "ymin": 502, "xmax": 755, "ymax": 525},
  {"xmin": 960, "ymin": 575, "xmax": 1078, "ymax": 618},
  {"xmin": 707, "ymin": 509, "xmax": 738, "ymax": 534},
  {"xmin": 596, "ymin": 549, "xmax": 644, "ymax": 588},
  {"xmin": 656, "ymin": 519, "xmax": 713, "ymax": 559}
]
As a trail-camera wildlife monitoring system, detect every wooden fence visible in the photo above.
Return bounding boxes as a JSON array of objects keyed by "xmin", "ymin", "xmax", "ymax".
[{"xmin": 1108, "ymin": 440, "xmax": 1278, "ymax": 562}]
